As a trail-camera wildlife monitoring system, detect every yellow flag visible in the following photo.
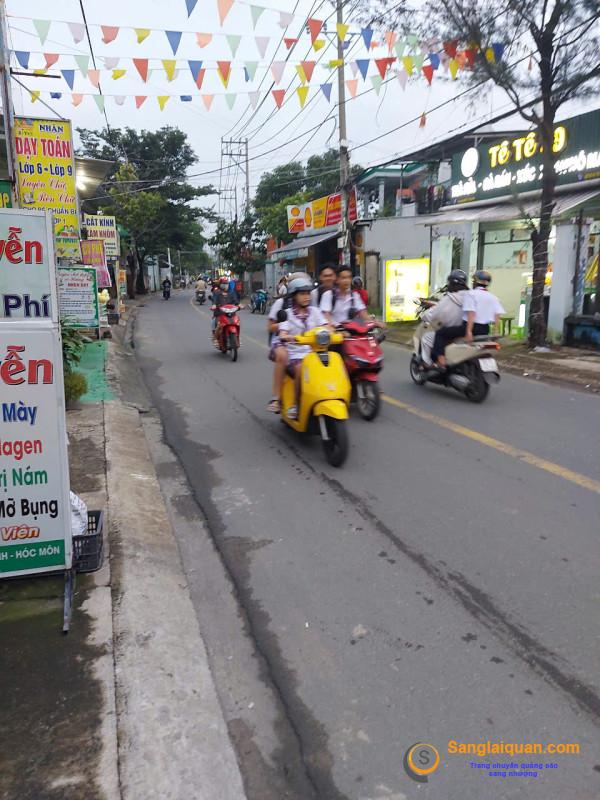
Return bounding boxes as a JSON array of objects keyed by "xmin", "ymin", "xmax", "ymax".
[
  {"xmin": 485, "ymin": 47, "xmax": 495, "ymax": 63},
  {"xmin": 336, "ymin": 23, "xmax": 349, "ymax": 41},
  {"xmin": 402, "ymin": 56, "xmax": 414, "ymax": 75},
  {"xmin": 296, "ymin": 86, "xmax": 309, "ymax": 107},
  {"xmin": 296, "ymin": 64, "xmax": 307, "ymax": 84},
  {"xmin": 135, "ymin": 28, "xmax": 151, "ymax": 44},
  {"xmin": 158, "ymin": 96, "xmax": 169, "ymax": 111},
  {"xmin": 33, "ymin": 68, "xmax": 48, "ymax": 75},
  {"xmin": 112, "ymin": 69, "xmax": 127, "ymax": 80},
  {"xmin": 328, "ymin": 59, "xmax": 343, "ymax": 68},
  {"xmin": 30, "ymin": 90, "xmax": 41, "ymax": 103},
  {"xmin": 449, "ymin": 58, "xmax": 459, "ymax": 78},
  {"xmin": 162, "ymin": 59, "xmax": 177, "ymax": 81},
  {"xmin": 313, "ymin": 39, "xmax": 325, "ymax": 52}
]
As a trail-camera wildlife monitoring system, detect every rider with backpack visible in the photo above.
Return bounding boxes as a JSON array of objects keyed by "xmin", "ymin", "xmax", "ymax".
[{"xmin": 320, "ymin": 265, "xmax": 370, "ymax": 325}]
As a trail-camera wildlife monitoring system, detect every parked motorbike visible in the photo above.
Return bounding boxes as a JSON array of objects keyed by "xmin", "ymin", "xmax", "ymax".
[
  {"xmin": 250, "ymin": 289, "xmax": 268, "ymax": 314},
  {"xmin": 213, "ymin": 304, "xmax": 241, "ymax": 362},
  {"xmin": 195, "ymin": 289, "xmax": 206, "ymax": 304},
  {"xmin": 339, "ymin": 319, "xmax": 385, "ymax": 420},
  {"xmin": 280, "ymin": 327, "xmax": 351, "ymax": 467},
  {"xmin": 410, "ymin": 316, "xmax": 500, "ymax": 403}
]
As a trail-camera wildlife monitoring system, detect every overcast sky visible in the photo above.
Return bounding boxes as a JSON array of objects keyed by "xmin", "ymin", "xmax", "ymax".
[{"xmin": 8, "ymin": 0, "xmax": 595, "ymax": 220}]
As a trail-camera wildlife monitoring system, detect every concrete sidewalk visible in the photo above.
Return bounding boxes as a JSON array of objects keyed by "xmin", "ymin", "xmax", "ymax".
[{"xmin": 0, "ymin": 325, "xmax": 247, "ymax": 799}]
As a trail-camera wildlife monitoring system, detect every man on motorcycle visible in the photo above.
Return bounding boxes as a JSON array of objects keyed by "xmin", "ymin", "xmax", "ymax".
[
  {"xmin": 432, "ymin": 270, "xmax": 505, "ymax": 367},
  {"xmin": 272, "ymin": 278, "xmax": 329, "ymax": 419},
  {"xmin": 420, "ymin": 270, "xmax": 469, "ymax": 367},
  {"xmin": 320, "ymin": 265, "xmax": 369, "ymax": 324},
  {"xmin": 310, "ymin": 263, "xmax": 337, "ymax": 307},
  {"xmin": 196, "ymin": 275, "xmax": 207, "ymax": 294},
  {"xmin": 212, "ymin": 278, "xmax": 237, "ymax": 342}
]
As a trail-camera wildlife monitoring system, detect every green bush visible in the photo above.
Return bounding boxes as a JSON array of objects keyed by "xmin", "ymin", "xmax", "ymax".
[
  {"xmin": 64, "ymin": 370, "xmax": 88, "ymax": 404},
  {"xmin": 60, "ymin": 320, "xmax": 90, "ymax": 373}
]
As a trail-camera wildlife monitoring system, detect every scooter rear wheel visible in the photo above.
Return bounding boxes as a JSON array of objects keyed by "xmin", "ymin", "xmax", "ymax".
[
  {"xmin": 356, "ymin": 381, "xmax": 380, "ymax": 420},
  {"xmin": 321, "ymin": 418, "xmax": 349, "ymax": 467},
  {"xmin": 464, "ymin": 362, "xmax": 489, "ymax": 403},
  {"xmin": 410, "ymin": 355, "xmax": 426, "ymax": 385}
]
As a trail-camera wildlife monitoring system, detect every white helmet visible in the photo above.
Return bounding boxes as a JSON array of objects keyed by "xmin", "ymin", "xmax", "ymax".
[{"xmin": 287, "ymin": 277, "xmax": 313, "ymax": 296}]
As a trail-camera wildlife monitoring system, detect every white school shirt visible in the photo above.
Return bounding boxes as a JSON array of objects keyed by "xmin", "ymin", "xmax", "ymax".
[
  {"xmin": 279, "ymin": 306, "xmax": 327, "ymax": 361},
  {"xmin": 462, "ymin": 287, "xmax": 505, "ymax": 324},
  {"xmin": 320, "ymin": 289, "xmax": 366, "ymax": 325}
]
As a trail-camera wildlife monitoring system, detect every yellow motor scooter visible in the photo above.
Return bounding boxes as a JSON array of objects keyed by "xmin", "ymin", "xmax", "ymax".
[{"xmin": 280, "ymin": 327, "xmax": 351, "ymax": 467}]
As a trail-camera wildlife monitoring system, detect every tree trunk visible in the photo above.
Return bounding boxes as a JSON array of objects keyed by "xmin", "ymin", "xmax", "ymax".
[
  {"xmin": 135, "ymin": 247, "xmax": 148, "ymax": 295},
  {"xmin": 126, "ymin": 249, "xmax": 137, "ymax": 300}
]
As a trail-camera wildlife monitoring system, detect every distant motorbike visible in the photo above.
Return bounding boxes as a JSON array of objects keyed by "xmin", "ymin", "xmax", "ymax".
[
  {"xmin": 339, "ymin": 319, "xmax": 385, "ymax": 420},
  {"xmin": 213, "ymin": 304, "xmax": 241, "ymax": 362},
  {"xmin": 250, "ymin": 289, "xmax": 269, "ymax": 314},
  {"xmin": 196, "ymin": 289, "xmax": 206, "ymax": 304},
  {"xmin": 162, "ymin": 285, "xmax": 171, "ymax": 300}
]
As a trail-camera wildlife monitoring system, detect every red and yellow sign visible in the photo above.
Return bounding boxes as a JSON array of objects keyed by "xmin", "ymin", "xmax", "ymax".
[
  {"xmin": 287, "ymin": 188, "xmax": 358, "ymax": 234},
  {"xmin": 15, "ymin": 117, "xmax": 80, "ymax": 260}
]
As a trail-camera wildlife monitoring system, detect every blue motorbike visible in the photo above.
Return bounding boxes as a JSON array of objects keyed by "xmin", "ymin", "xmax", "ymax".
[{"xmin": 250, "ymin": 289, "xmax": 269, "ymax": 314}]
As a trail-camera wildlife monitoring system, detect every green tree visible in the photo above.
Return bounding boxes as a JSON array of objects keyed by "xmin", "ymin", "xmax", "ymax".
[
  {"xmin": 210, "ymin": 214, "xmax": 266, "ymax": 274},
  {"xmin": 253, "ymin": 162, "xmax": 305, "ymax": 208},
  {"xmin": 255, "ymin": 191, "xmax": 309, "ymax": 245}
]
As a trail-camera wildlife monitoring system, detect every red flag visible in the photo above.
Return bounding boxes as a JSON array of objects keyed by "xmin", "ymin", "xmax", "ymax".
[
  {"xmin": 272, "ymin": 89, "xmax": 285, "ymax": 108},
  {"xmin": 301, "ymin": 61, "xmax": 316, "ymax": 82},
  {"xmin": 422, "ymin": 64, "xmax": 434, "ymax": 85},
  {"xmin": 101, "ymin": 25, "xmax": 119, "ymax": 44},
  {"xmin": 217, "ymin": 60, "xmax": 232, "ymax": 85},
  {"xmin": 443, "ymin": 39, "xmax": 458, "ymax": 57},
  {"xmin": 44, "ymin": 53, "xmax": 59, "ymax": 69},
  {"xmin": 374, "ymin": 57, "xmax": 394, "ymax": 79},
  {"xmin": 135, "ymin": 96, "xmax": 147, "ymax": 109},
  {"xmin": 133, "ymin": 58, "xmax": 149, "ymax": 82},
  {"xmin": 419, "ymin": 112, "xmax": 427, "ymax": 128},
  {"xmin": 307, "ymin": 18, "xmax": 323, "ymax": 43},
  {"xmin": 463, "ymin": 48, "xmax": 476, "ymax": 66},
  {"xmin": 194, "ymin": 68, "xmax": 206, "ymax": 89},
  {"xmin": 284, "ymin": 37, "xmax": 298, "ymax": 49}
]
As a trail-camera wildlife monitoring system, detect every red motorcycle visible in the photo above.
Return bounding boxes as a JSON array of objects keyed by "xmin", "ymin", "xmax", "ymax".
[
  {"xmin": 213, "ymin": 304, "xmax": 241, "ymax": 362},
  {"xmin": 339, "ymin": 319, "xmax": 385, "ymax": 420}
]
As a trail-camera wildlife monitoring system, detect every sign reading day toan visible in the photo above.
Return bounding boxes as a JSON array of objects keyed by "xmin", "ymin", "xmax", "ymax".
[{"xmin": 450, "ymin": 107, "xmax": 600, "ymax": 204}]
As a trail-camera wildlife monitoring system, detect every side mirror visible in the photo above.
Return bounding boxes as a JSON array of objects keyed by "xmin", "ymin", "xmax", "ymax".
[{"xmin": 276, "ymin": 309, "xmax": 288, "ymax": 323}]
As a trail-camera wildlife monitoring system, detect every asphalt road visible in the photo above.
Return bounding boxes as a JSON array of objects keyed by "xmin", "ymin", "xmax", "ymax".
[{"xmin": 134, "ymin": 290, "xmax": 600, "ymax": 800}]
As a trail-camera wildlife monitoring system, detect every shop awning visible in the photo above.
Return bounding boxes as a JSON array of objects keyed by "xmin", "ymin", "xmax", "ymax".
[
  {"xmin": 269, "ymin": 230, "xmax": 339, "ymax": 260},
  {"xmin": 418, "ymin": 188, "xmax": 600, "ymax": 226}
]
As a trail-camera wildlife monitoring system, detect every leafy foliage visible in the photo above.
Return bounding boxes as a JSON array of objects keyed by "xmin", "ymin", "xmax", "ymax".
[
  {"xmin": 64, "ymin": 371, "xmax": 88, "ymax": 404},
  {"xmin": 210, "ymin": 214, "xmax": 266, "ymax": 273},
  {"xmin": 60, "ymin": 320, "xmax": 89, "ymax": 374}
]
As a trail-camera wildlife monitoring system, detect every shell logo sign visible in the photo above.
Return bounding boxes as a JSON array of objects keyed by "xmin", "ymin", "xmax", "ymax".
[{"xmin": 287, "ymin": 188, "xmax": 357, "ymax": 234}]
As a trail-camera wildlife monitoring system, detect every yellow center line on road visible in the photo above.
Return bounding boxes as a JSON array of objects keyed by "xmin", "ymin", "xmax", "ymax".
[{"xmin": 189, "ymin": 295, "xmax": 600, "ymax": 496}]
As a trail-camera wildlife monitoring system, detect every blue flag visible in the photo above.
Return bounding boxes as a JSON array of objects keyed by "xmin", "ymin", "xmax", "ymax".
[
  {"xmin": 361, "ymin": 28, "xmax": 373, "ymax": 50},
  {"xmin": 61, "ymin": 69, "xmax": 75, "ymax": 89},
  {"xmin": 166, "ymin": 30, "xmax": 182, "ymax": 55},
  {"xmin": 320, "ymin": 83, "xmax": 332, "ymax": 102},
  {"xmin": 15, "ymin": 51, "xmax": 30, "ymax": 69},
  {"xmin": 356, "ymin": 59, "xmax": 370, "ymax": 80}
]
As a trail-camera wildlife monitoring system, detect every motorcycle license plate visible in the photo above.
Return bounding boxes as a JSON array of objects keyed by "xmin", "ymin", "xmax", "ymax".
[{"xmin": 479, "ymin": 357, "xmax": 498, "ymax": 372}]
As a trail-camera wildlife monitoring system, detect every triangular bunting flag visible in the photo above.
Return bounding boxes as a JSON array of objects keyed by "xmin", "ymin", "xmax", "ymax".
[
  {"xmin": 74, "ymin": 54, "xmax": 89, "ymax": 76},
  {"xmin": 395, "ymin": 40, "xmax": 406, "ymax": 59},
  {"xmin": 94, "ymin": 95, "xmax": 105, "ymax": 113},
  {"xmin": 464, "ymin": 48, "xmax": 476, "ymax": 67},
  {"xmin": 30, "ymin": 90, "xmax": 41, "ymax": 103},
  {"xmin": 101, "ymin": 26, "xmax": 119, "ymax": 44},
  {"xmin": 202, "ymin": 94, "xmax": 214, "ymax": 110},
  {"xmin": 320, "ymin": 83, "xmax": 332, "ymax": 102},
  {"xmin": 112, "ymin": 69, "xmax": 126, "ymax": 80},
  {"xmin": 336, "ymin": 23, "xmax": 349, "ymax": 41},
  {"xmin": 104, "ymin": 57, "xmax": 119, "ymax": 69},
  {"xmin": 485, "ymin": 47, "xmax": 495, "ymax": 63},
  {"xmin": 158, "ymin": 96, "xmax": 170, "ymax": 111},
  {"xmin": 166, "ymin": 30, "xmax": 182, "ymax": 55},
  {"xmin": 248, "ymin": 91, "xmax": 259, "ymax": 109},
  {"xmin": 313, "ymin": 39, "xmax": 325, "ymax": 52},
  {"xmin": 61, "ymin": 70, "xmax": 75, "ymax": 89},
  {"xmin": 50, "ymin": 92, "xmax": 62, "ymax": 99},
  {"xmin": 361, "ymin": 28, "xmax": 373, "ymax": 50},
  {"xmin": 15, "ymin": 51, "xmax": 30, "ymax": 69},
  {"xmin": 402, "ymin": 56, "xmax": 414, "ymax": 75},
  {"xmin": 33, "ymin": 68, "xmax": 48, "ymax": 76},
  {"xmin": 244, "ymin": 61, "xmax": 258, "ymax": 81},
  {"xmin": 217, "ymin": 61, "xmax": 232, "ymax": 87},
  {"xmin": 180, "ymin": 95, "xmax": 192, "ymax": 101},
  {"xmin": 135, "ymin": 96, "xmax": 147, "ymax": 108},
  {"xmin": 133, "ymin": 59, "xmax": 149, "ymax": 82},
  {"xmin": 185, "ymin": 0, "xmax": 198, "ymax": 16},
  {"xmin": 492, "ymin": 42, "xmax": 505, "ymax": 62},
  {"xmin": 419, "ymin": 112, "xmax": 427, "ymax": 128},
  {"xmin": 162, "ymin": 60, "xmax": 177, "ymax": 81},
  {"xmin": 284, "ymin": 37, "xmax": 298, "ymax": 50},
  {"xmin": 345, "ymin": 79, "xmax": 358, "ymax": 98},
  {"xmin": 67, "ymin": 22, "xmax": 85, "ymax": 44},
  {"xmin": 457, "ymin": 51, "xmax": 468, "ymax": 69},
  {"xmin": 413, "ymin": 53, "xmax": 425, "ymax": 70},
  {"xmin": 384, "ymin": 31, "xmax": 397, "ymax": 52},
  {"xmin": 296, "ymin": 86, "xmax": 309, "ymax": 108},
  {"xmin": 328, "ymin": 59, "xmax": 343, "ymax": 68},
  {"xmin": 255, "ymin": 36, "xmax": 269, "ymax": 58},
  {"xmin": 356, "ymin": 59, "xmax": 369, "ymax": 80},
  {"xmin": 135, "ymin": 28, "xmax": 151, "ymax": 44},
  {"xmin": 279, "ymin": 11, "xmax": 294, "ymax": 28},
  {"xmin": 115, "ymin": 96, "xmax": 126, "ymax": 106},
  {"xmin": 375, "ymin": 58, "xmax": 394, "ymax": 79},
  {"xmin": 300, "ymin": 61, "xmax": 316, "ymax": 82},
  {"xmin": 87, "ymin": 69, "xmax": 100, "ymax": 87},
  {"xmin": 428, "ymin": 52, "xmax": 440, "ymax": 70},
  {"xmin": 370, "ymin": 75, "xmax": 383, "ymax": 95},
  {"xmin": 296, "ymin": 65, "xmax": 307, "ymax": 84},
  {"xmin": 272, "ymin": 89, "xmax": 285, "ymax": 108},
  {"xmin": 422, "ymin": 64, "xmax": 434, "ymax": 85},
  {"xmin": 226, "ymin": 35, "xmax": 241, "ymax": 57},
  {"xmin": 250, "ymin": 5, "xmax": 265, "ymax": 28},
  {"xmin": 308, "ymin": 19, "xmax": 323, "ymax": 43},
  {"xmin": 407, "ymin": 34, "xmax": 419, "ymax": 48},
  {"xmin": 72, "ymin": 93, "xmax": 83, "ymax": 106},
  {"xmin": 188, "ymin": 60, "xmax": 203, "ymax": 83},
  {"xmin": 225, "ymin": 94, "xmax": 236, "ymax": 110},
  {"xmin": 196, "ymin": 32, "xmax": 212, "ymax": 47},
  {"xmin": 449, "ymin": 58, "xmax": 459, "ymax": 78},
  {"xmin": 33, "ymin": 20, "xmax": 51, "ymax": 45},
  {"xmin": 443, "ymin": 39, "xmax": 458, "ymax": 57},
  {"xmin": 350, "ymin": 62, "xmax": 359, "ymax": 78},
  {"xmin": 271, "ymin": 61, "xmax": 285, "ymax": 84},
  {"xmin": 44, "ymin": 53, "xmax": 59, "ymax": 69},
  {"xmin": 217, "ymin": 0, "xmax": 234, "ymax": 25},
  {"xmin": 396, "ymin": 70, "xmax": 408, "ymax": 90}
]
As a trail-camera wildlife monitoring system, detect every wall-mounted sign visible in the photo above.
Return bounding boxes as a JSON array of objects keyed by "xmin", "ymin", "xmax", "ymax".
[
  {"xmin": 0, "ymin": 208, "xmax": 56, "ymax": 322},
  {"xmin": 450, "ymin": 107, "xmax": 600, "ymax": 204},
  {"xmin": 0, "ymin": 323, "xmax": 72, "ymax": 576},
  {"xmin": 80, "ymin": 239, "xmax": 112, "ymax": 288},
  {"xmin": 384, "ymin": 258, "xmax": 429, "ymax": 322},
  {"xmin": 14, "ymin": 117, "xmax": 81, "ymax": 260},
  {"xmin": 83, "ymin": 213, "xmax": 119, "ymax": 258},
  {"xmin": 287, "ymin": 188, "xmax": 358, "ymax": 234},
  {"xmin": 58, "ymin": 266, "xmax": 99, "ymax": 328}
]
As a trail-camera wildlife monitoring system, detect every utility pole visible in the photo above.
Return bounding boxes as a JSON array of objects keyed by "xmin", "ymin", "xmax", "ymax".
[
  {"xmin": 220, "ymin": 137, "xmax": 250, "ymax": 221},
  {"xmin": 0, "ymin": 0, "xmax": 19, "ymax": 206},
  {"xmin": 336, "ymin": 0, "xmax": 351, "ymax": 265}
]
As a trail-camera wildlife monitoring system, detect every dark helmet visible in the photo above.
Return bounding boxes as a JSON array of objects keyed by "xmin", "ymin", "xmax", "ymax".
[
  {"xmin": 352, "ymin": 276, "xmax": 363, "ymax": 288},
  {"xmin": 447, "ymin": 269, "xmax": 468, "ymax": 291},
  {"xmin": 473, "ymin": 270, "xmax": 492, "ymax": 287}
]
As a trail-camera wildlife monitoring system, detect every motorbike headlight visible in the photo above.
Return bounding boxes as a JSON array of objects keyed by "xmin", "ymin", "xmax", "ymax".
[{"xmin": 316, "ymin": 329, "xmax": 331, "ymax": 348}]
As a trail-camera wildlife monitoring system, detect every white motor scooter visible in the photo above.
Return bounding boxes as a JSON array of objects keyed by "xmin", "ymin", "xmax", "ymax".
[{"xmin": 410, "ymin": 301, "xmax": 501, "ymax": 403}]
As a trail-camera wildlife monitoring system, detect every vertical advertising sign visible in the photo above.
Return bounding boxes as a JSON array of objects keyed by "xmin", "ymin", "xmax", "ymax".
[
  {"xmin": 83, "ymin": 214, "xmax": 119, "ymax": 258},
  {"xmin": 0, "ymin": 324, "xmax": 72, "ymax": 576},
  {"xmin": 385, "ymin": 259, "xmax": 430, "ymax": 322},
  {"xmin": 14, "ymin": 117, "xmax": 81, "ymax": 260},
  {"xmin": 81, "ymin": 239, "xmax": 112, "ymax": 288},
  {"xmin": 58, "ymin": 267, "xmax": 99, "ymax": 328}
]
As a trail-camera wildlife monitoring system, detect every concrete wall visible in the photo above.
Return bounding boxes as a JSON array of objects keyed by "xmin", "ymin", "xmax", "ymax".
[
  {"xmin": 548, "ymin": 222, "xmax": 578, "ymax": 340},
  {"xmin": 362, "ymin": 217, "xmax": 431, "ymax": 301}
]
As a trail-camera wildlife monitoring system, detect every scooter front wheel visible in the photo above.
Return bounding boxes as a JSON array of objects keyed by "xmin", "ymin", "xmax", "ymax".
[
  {"xmin": 356, "ymin": 381, "xmax": 380, "ymax": 421},
  {"xmin": 410, "ymin": 355, "xmax": 426, "ymax": 385},
  {"xmin": 321, "ymin": 417, "xmax": 348, "ymax": 467},
  {"xmin": 228, "ymin": 331, "xmax": 238, "ymax": 362}
]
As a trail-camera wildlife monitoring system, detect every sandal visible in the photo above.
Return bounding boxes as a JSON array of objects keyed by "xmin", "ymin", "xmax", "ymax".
[
  {"xmin": 266, "ymin": 398, "xmax": 281, "ymax": 413},
  {"xmin": 286, "ymin": 405, "xmax": 298, "ymax": 420}
]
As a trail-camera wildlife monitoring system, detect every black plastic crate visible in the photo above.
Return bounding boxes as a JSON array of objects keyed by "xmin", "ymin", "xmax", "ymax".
[{"xmin": 73, "ymin": 510, "xmax": 104, "ymax": 573}]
